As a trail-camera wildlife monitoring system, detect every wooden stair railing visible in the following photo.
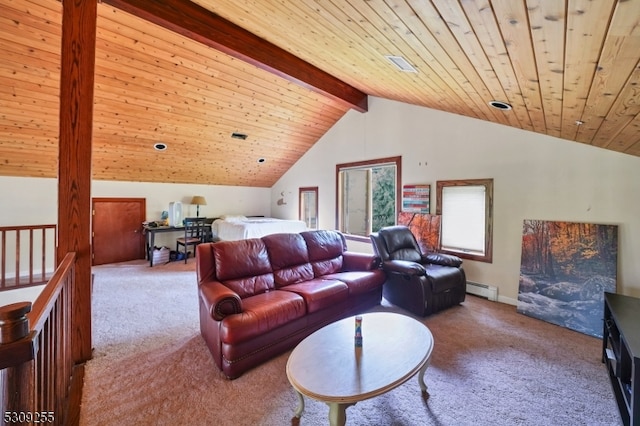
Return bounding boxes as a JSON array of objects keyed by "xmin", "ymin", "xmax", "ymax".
[
  {"xmin": 0, "ymin": 225, "xmax": 57, "ymax": 291},
  {"xmin": 0, "ymin": 252, "xmax": 76, "ymax": 426}
]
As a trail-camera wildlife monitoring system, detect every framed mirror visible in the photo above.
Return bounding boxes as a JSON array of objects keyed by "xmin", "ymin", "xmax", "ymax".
[{"xmin": 299, "ymin": 187, "xmax": 318, "ymax": 230}]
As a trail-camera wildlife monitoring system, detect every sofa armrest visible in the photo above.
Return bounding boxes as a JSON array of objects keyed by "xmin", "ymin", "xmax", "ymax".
[
  {"xmin": 199, "ymin": 281, "xmax": 243, "ymax": 321},
  {"xmin": 382, "ymin": 260, "xmax": 426, "ymax": 276},
  {"xmin": 342, "ymin": 251, "xmax": 379, "ymax": 271},
  {"xmin": 422, "ymin": 253, "xmax": 463, "ymax": 267}
]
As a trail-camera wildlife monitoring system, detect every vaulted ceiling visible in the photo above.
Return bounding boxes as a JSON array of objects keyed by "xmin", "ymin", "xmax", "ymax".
[{"xmin": 1, "ymin": 0, "xmax": 639, "ymax": 187}]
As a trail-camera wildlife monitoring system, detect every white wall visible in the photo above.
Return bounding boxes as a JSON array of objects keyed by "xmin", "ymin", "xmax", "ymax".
[
  {"xmin": 272, "ymin": 97, "xmax": 640, "ymax": 303},
  {"xmin": 0, "ymin": 178, "xmax": 271, "ymax": 251},
  {"xmin": 0, "ymin": 177, "xmax": 59, "ymax": 225}
]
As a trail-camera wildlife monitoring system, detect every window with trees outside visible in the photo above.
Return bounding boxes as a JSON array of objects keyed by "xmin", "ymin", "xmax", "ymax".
[
  {"xmin": 436, "ymin": 179, "xmax": 493, "ymax": 263},
  {"xmin": 336, "ymin": 156, "xmax": 401, "ymax": 239},
  {"xmin": 299, "ymin": 186, "xmax": 318, "ymax": 230}
]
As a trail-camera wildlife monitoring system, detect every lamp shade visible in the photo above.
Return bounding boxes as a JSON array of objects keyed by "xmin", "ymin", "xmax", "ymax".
[{"xmin": 191, "ymin": 196, "xmax": 207, "ymax": 206}]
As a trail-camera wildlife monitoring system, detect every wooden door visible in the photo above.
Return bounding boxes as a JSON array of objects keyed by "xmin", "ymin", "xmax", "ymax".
[{"xmin": 92, "ymin": 198, "xmax": 146, "ymax": 265}]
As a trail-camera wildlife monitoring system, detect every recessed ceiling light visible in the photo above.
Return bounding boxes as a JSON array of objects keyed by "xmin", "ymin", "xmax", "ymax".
[
  {"xmin": 384, "ymin": 55, "xmax": 417, "ymax": 73},
  {"xmin": 153, "ymin": 142, "xmax": 167, "ymax": 151},
  {"xmin": 488, "ymin": 100, "xmax": 512, "ymax": 110},
  {"xmin": 231, "ymin": 132, "xmax": 248, "ymax": 140}
]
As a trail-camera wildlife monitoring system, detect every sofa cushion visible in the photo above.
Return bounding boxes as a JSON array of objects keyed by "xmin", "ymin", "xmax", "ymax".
[
  {"xmin": 324, "ymin": 270, "xmax": 387, "ymax": 296},
  {"xmin": 301, "ymin": 230, "xmax": 345, "ymax": 276},
  {"xmin": 262, "ymin": 233, "xmax": 314, "ymax": 287},
  {"xmin": 279, "ymin": 278, "xmax": 349, "ymax": 313},
  {"xmin": 214, "ymin": 239, "xmax": 271, "ymax": 280},
  {"xmin": 273, "ymin": 263, "xmax": 315, "ymax": 288},
  {"xmin": 213, "ymin": 239, "xmax": 275, "ymax": 297},
  {"xmin": 221, "ymin": 275, "xmax": 276, "ymax": 300},
  {"xmin": 308, "ymin": 257, "xmax": 342, "ymax": 277},
  {"xmin": 219, "ymin": 290, "xmax": 306, "ymax": 344}
]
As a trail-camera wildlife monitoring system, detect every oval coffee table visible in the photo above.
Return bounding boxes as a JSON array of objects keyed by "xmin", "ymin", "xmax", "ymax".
[{"xmin": 286, "ymin": 312, "xmax": 434, "ymax": 426}]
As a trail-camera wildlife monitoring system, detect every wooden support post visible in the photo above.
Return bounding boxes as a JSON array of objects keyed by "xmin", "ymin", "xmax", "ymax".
[{"xmin": 57, "ymin": 0, "xmax": 98, "ymax": 363}]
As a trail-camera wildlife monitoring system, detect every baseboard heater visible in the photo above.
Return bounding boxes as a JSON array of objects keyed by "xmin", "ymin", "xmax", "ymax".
[{"xmin": 466, "ymin": 281, "xmax": 498, "ymax": 301}]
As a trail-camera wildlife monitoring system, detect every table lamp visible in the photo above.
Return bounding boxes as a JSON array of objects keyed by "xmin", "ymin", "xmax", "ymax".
[{"xmin": 191, "ymin": 196, "xmax": 207, "ymax": 217}]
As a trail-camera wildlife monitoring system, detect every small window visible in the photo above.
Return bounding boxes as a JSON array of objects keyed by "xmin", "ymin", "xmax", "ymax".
[
  {"xmin": 299, "ymin": 187, "xmax": 318, "ymax": 230},
  {"xmin": 436, "ymin": 179, "xmax": 493, "ymax": 263},
  {"xmin": 336, "ymin": 156, "xmax": 401, "ymax": 239}
]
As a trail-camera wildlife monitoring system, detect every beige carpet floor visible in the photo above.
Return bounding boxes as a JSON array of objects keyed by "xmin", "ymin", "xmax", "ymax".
[{"xmin": 80, "ymin": 259, "xmax": 620, "ymax": 426}]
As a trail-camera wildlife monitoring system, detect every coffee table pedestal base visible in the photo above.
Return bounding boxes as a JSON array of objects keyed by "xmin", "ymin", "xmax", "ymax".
[
  {"xmin": 293, "ymin": 361, "xmax": 430, "ymax": 425},
  {"xmin": 293, "ymin": 392, "xmax": 355, "ymax": 426}
]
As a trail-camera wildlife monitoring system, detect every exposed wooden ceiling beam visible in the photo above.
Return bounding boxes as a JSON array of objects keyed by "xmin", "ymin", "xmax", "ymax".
[{"xmin": 101, "ymin": 0, "xmax": 368, "ymax": 112}]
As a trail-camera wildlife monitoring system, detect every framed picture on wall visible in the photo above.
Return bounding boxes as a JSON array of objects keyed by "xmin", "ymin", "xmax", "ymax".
[{"xmin": 402, "ymin": 184, "xmax": 430, "ymax": 213}]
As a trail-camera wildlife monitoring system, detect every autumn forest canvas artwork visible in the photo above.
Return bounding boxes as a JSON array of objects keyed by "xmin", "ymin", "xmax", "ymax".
[
  {"xmin": 517, "ymin": 220, "xmax": 618, "ymax": 338},
  {"xmin": 397, "ymin": 212, "xmax": 441, "ymax": 254}
]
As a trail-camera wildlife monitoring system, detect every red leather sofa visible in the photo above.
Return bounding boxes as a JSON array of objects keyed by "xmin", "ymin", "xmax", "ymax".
[{"xmin": 196, "ymin": 229, "xmax": 386, "ymax": 379}]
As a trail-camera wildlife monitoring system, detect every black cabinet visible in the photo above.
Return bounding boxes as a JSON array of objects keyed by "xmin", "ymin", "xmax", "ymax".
[{"xmin": 603, "ymin": 292, "xmax": 640, "ymax": 426}]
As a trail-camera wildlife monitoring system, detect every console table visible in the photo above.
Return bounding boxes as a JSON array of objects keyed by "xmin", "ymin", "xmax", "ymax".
[
  {"xmin": 603, "ymin": 292, "xmax": 640, "ymax": 426},
  {"xmin": 142, "ymin": 225, "xmax": 208, "ymax": 265},
  {"xmin": 142, "ymin": 226, "xmax": 184, "ymax": 267}
]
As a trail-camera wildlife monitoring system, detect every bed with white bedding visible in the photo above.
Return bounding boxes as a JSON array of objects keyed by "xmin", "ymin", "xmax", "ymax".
[{"xmin": 212, "ymin": 215, "xmax": 307, "ymax": 241}]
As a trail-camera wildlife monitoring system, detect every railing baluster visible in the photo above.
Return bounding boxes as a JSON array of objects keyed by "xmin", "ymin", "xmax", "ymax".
[
  {"xmin": 0, "ymin": 225, "xmax": 57, "ymax": 292},
  {"xmin": 1, "ymin": 230, "xmax": 5, "ymax": 289},
  {"xmin": 15, "ymin": 230, "xmax": 20, "ymax": 286},
  {"xmin": 42, "ymin": 228, "xmax": 47, "ymax": 282},
  {"xmin": 29, "ymin": 229, "xmax": 34, "ymax": 285}
]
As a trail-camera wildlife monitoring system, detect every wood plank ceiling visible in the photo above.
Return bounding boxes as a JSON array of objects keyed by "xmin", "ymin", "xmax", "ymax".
[{"xmin": 1, "ymin": 0, "xmax": 639, "ymax": 187}]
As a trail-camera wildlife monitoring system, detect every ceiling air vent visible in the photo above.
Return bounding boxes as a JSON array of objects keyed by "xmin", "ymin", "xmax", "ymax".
[
  {"xmin": 385, "ymin": 55, "xmax": 417, "ymax": 73},
  {"xmin": 231, "ymin": 132, "xmax": 248, "ymax": 140}
]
